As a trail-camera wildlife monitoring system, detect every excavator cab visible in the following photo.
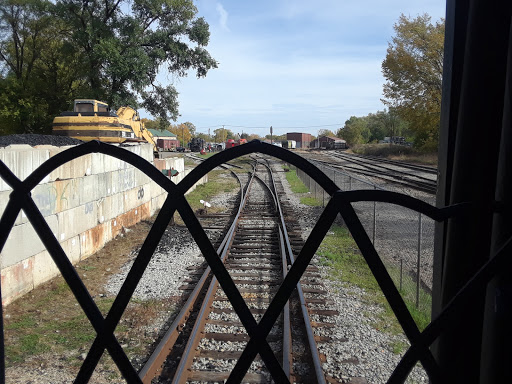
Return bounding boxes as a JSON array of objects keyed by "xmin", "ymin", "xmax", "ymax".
[{"xmin": 73, "ymin": 100, "xmax": 113, "ymax": 116}]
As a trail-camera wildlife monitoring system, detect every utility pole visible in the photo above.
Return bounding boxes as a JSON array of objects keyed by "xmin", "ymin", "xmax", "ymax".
[{"xmin": 270, "ymin": 126, "xmax": 273, "ymax": 145}]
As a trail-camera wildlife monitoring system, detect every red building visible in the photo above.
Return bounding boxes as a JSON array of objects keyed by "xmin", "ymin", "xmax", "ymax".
[
  {"xmin": 148, "ymin": 129, "xmax": 180, "ymax": 151},
  {"xmin": 286, "ymin": 132, "xmax": 312, "ymax": 148}
]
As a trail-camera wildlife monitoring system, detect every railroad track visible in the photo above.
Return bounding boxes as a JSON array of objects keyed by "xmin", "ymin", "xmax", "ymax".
[
  {"xmin": 138, "ymin": 157, "xmax": 337, "ymax": 383},
  {"xmin": 320, "ymin": 151, "xmax": 438, "ymax": 194},
  {"xmin": 186, "ymin": 153, "xmax": 246, "ymax": 170}
]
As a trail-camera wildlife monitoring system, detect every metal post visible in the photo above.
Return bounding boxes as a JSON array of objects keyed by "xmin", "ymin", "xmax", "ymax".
[
  {"xmin": 416, "ymin": 212, "xmax": 422, "ymax": 308},
  {"xmin": 400, "ymin": 259, "xmax": 403, "ymax": 291},
  {"xmin": 373, "ymin": 186, "xmax": 377, "ymax": 245}
]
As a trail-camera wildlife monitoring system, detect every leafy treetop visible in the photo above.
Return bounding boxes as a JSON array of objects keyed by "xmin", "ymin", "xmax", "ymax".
[
  {"xmin": 381, "ymin": 14, "xmax": 444, "ymax": 150},
  {"xmin": 0, "ymin": 0, "xmax": 217, "ymax": 134}
]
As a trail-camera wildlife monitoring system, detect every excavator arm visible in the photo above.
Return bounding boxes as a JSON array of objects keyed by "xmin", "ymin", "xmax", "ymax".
[{"xmin": 117, "ymin": 106, "xmax": 158, "ymax": 153}]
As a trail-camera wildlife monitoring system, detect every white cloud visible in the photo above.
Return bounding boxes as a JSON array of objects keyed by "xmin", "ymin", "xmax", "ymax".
[
  {"xmin": 145, "ymin": 0, "xmax": 446, "ymax": 136},
  {"xmin": 216, "ymin": 3, "xmax": 230, "ymax": 32}
]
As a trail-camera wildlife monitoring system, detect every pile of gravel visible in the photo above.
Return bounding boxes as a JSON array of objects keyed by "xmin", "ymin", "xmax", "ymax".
[{"xmin": 0, "ymin": 134, "xmax": 84, "ymax": 148}]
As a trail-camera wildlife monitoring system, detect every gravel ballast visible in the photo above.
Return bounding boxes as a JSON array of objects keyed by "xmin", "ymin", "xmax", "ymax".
[
  {"xmin": 3, "ymin": 154, "xmax": 429, "ymax": 383},
  {"xmin": 107, "ymin": 161, "xmax": 429, "ymax": 383}
]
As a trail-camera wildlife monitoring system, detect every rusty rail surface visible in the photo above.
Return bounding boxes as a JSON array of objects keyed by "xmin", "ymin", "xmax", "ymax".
[
  {"xmin": 150, "ymin": 160, "xmax": 328, "ymax": 383},
  {"xmin": 139, "ymin": 167, "xmax": 246, "ymax": 382}
]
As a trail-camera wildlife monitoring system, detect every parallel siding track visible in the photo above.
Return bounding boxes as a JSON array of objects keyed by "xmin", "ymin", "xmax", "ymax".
[{"xmin": 322, "ymin": 151, "xmax": 438, "ymax": 194}]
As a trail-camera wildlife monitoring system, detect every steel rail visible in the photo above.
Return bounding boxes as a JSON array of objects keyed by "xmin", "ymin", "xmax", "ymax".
[
  {"xmin": 331, "ymin": 151, "xmax": 438, "ymax": 173},
  {"xmin": 324, "ymin": 154, "xmax": 437, "ymax": 185},
  {"xmin": 335, "ymin": 160, "xmax": 436, "ymax": 185},
  {"xmin": 139, "ymin": 168, "xmax": 246, "ymax": 382},
  {"xmin": 264, "ymin": 160, "xmax": 326, "ymax": 384},
  {"xmin": 336, "ymin": 163, "xmax": 437, "ymax": 193},
  {"xmin": 252, "ymin": 162, "xmax": 293, "ymax": 380},
  {"xmin": 185, "ymin": 153, "xmax": 246, "ymax": 169},
  {"xmin": 279, "ymin": 228, "xmax": 293, "ymax": 380},
  {"xmin": 311, "ymin": 159, "xmax": 437, "ymax": 194},
  {"xmin": 243, "ymin": 159, "xmax": 325, "ymax": 383},
  {"xmin": 170, "ymin": 166, "xmax": 260, "ymax": 384}
]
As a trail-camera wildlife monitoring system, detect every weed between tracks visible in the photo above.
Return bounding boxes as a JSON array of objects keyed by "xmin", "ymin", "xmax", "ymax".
[{"xmin": 173, "ymin": 168, "xmax": 242, "ymax": 225}]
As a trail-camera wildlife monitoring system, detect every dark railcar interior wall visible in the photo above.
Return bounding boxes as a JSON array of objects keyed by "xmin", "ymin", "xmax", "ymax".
[{"xmin": 433, "ymin": 0, "xmax": 512, "ymax": 383}]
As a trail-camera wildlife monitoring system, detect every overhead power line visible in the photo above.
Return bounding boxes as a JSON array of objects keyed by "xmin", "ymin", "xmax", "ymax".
[{"xmin": 196, "ymin": 123, "xmax": 343, "ymax": 130}]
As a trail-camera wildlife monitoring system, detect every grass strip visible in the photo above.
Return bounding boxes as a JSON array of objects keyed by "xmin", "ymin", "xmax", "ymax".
[
  {"xmin": 282, "ymin": 161, "xmax": 432, "ymax": 348},
  {"xmin": 183, "ymin": 169, "xmax": 239, "ymax": 212},
  {"xmin": 283, "ymin": 166, "xmax": 308, "ymax": 193}
]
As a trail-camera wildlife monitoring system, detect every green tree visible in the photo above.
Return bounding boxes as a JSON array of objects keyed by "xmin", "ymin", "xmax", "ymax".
[
  {"xmin": 366, "ymin": 112, "xmax": 387, "ymax": 142},
  {"xmin": 169, "ymin": 123, "xmax": 192, "ymax": 146},
  {"xmin": 247, "ymin": 133, "xmax": 262, "ymax": 141},
  {"xmin": 0, "ymin": 0, "xmax": 80, "ymax": 134},
  {"xmin": 366, "ymin": 109, "xmax": 409, "ymax": 142},
  {"xmin": 381, "ymin": 108, "xmax": 410, "ymax": 139},
  {"xmin": 214, "ymin": 127, "xmax": 234, "ymax": 142},
  {"xmin": 0, "ymin": 0, "xmax": 217, "ymax": 134},
  {"xmin": 337, "ymin": 116, "xmax": 370, "ymax": 146},
  {"xmin": 55, "ymin": 0, "xmax": 217, "ymax": 124},
  {"xmin": 318, "ymin": 129, "xmax": 335, "ymax": 137},
  {"xmin": 195, "ymin": 132, "xmax": 209, "ymax": 142},
  {"xmin": 382, "ymin": 14, "xmax": 444, "ymax": 150},
  {"xmin": 141, "ymin": 118, "xmax": 160, "ymax": 130},
  {"xmin": 184, "ymin": 122, "xmax": 196, "ymax": 137},
  {"xmin": 264, "ymin": 134, "xmax": 285, "ymax": 142}
]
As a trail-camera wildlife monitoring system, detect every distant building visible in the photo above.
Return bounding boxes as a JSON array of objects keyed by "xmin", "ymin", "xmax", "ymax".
[
  {"xmin": 310, "ymin": 136, "xmax": 347, "ymax": 150},
  {"xmin": 286, "ymin": 132, "xmax": 312, "ymax": 148},
  {"xmin": 148, "ymin": 129, "xmax": 180, "ymax": 151}
]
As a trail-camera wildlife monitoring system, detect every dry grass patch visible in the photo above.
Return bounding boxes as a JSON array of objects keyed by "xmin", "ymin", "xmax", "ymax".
[{"xmin": 2, "ymin": 218, "xmax": 177, "ymax": 379}]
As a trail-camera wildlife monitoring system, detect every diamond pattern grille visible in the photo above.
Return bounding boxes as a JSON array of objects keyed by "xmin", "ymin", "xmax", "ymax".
[{"xmin": 0, "ymin": 140, "xmax": 506, "ymax": 383}]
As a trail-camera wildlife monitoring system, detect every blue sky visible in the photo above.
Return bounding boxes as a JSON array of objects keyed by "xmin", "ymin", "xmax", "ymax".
[{"xmin": 153, "ymin": 0, "xmax": 446, "ymax": 137}]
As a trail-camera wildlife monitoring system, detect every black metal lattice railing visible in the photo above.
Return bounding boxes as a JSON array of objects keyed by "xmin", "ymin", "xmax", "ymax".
[{"xmin": 0, "ymin": 140, "xmax": 509, "ymax": 383}]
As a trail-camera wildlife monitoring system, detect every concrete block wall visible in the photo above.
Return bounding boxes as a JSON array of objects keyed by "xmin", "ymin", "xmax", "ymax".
[{"xmin": 0, "ymin": 144, "xmax": 207, "ymax": 305}]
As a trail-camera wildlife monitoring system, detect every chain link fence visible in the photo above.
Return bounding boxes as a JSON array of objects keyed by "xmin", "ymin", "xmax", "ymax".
[{"xmin": 294, "ymin": 162, "xmax": 435, "ymax": 315}]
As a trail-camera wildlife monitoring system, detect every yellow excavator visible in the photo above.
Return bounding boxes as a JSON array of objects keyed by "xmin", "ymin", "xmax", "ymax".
[{"xmin": 52, "ymin": 99, "xmax": 158, "ymax": 153}]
